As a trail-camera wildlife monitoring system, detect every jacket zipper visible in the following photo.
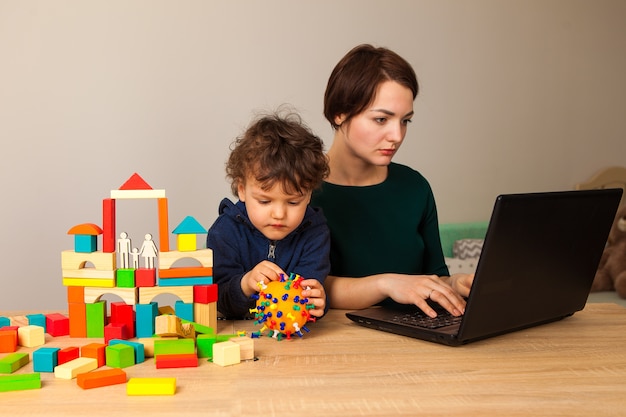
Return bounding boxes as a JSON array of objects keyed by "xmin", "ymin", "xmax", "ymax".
[{"xmin": 268, "ymin": 240, "xmax": 276, "ymax": 259}]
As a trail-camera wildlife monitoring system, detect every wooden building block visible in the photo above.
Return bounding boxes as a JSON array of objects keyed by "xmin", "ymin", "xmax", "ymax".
[
  {"xmin": 116, "ymin": 268, "xmax": 135, "ymax": 287},
  {"xmin": 110, "ymin": 189, "xmax": 166, "ymax": 199},
  {"xmin": 77, "ymin": 368, "xmax": 127, "ymax": 389},
  {"xmin": 109, "ymin": 339, "xmax": 145, "ymax": 363},
  {"xmin": 176, "ymin": 234, "xmax": 197, "ymax": 252},
  {"xmin": 33, "ymin": 347, "xmax": 60, "ymax": 372},
  {"xmin": 135, "ymin": 302, "xmax": 158, "ymax": 338},
  {"xmin": 194, "ymin": 284, "xmax": 218, "ymax": 304},
  {"xmin": 84, "ymin": 287, "xmax": 139, "ymax": 305},
  {"xmin": 194, "ymin": 301, "xmax": 218, "ymax": 331},
  {"xmin": 158, "ymin": 266, "xmax": 213, "ymax": 279},
  {"xmin": 61, "ymin": 250, "xmax": 116, "ymax": 271},
  {"xmin": 104, "ymin": 323, "xmax": 128, "ymax": 344},
  {"xmin": 196, "ymin": 334, "xmax": 217, "ymax": 358},
  {"xmin": 158, "ymin": 248, "xmax": 213, "ymax": 269},
  {"xmin": 153, "ymin": 338, "xmax": 195, "ymax": 356},
  {"xmin": 137, "ymin": 338, "xmax": 156, "ymax": 358},
  {"xmin": 102, "ymin": 198, "xmax": 116, "ymax": 253},
  {"xmin": 0, "ymin": 329, "xmax": 18, "ymax": 353},
  {"xmin": 127, "ymin": 377, "xmax": 176, "ymax": 396},
  {"xmin": 175, "ymin": 301, "xmax": 193, "ymax": 322},
  {"xmin": 46, "ymin": 313, "xmax": 69, "ymax": 336},
  {"xmin": 26, "ymin": 314, "xmax": 46, "ymax": 330},
  {"xmin": 0, "ymin": 352, "xmax": 29, "ymax": 374},
  {"xmin": 63, "ymin": 277, "xmax": 115, "ymax": 288},
  {"xmin": 230, "ymin": 336, "xmax": 254, "ymax": 361},
  {"xmin": 17, "ymin": 325, "xmax": 45, "ymax": 347},
  {"xmin": 155, "ymin": 353, "xmax": 198, "ymax": 369},
  {"xmin": 86, "ymin": 302, "xmax": 105, "ymax": 338},
  {"xmin": 0, "ymin": 373, "xmax": 41, "ymax": 392},
  {"xmin": 68, "ymin": 302, "xmax": 87, "ymax": 338},
  {"xmin": 136, "ymin": 268, "xmax": 156, "ymax": 287},
  {"xmin": 54, "ymin": 357, "xmax": 98, "ymax": 380},
  {"xmin": 106, "ymin": 343, "xmax": 135, "ymax": 368},
  {"xmin": 63, "ymin": 268, "xmax": 116, "ymax": 279},
  {"xmin": 58, "ymin": 346, "xmax": 80, "ymax": 365},
  {"xmin": 212, "ymin": 341, "xmax": 240, "ymax": 367},
  {"xmin": 81, "ymin": 343, "xmax": 106, "ymax": 367},
  {"xmin": 0, "ymin": 316, "xmax": 10, "ymax": 327},
  {"xmin": 158, "ymin": 198, "xmax": 169, "ymax": 252},
  {"xmin": 67, "ymin": 286, "xmax": 85, "ymax": 303},
  {"xmin": 75, "ymin": 235, "xmax": 98, "ymax": 253},
  {"xmin": 138, "ymin": 286, "xmax": 193, "ymax": 304},
  {"xmin": 158, "ymin": 276, "xmax": 212, "ymax": 287},
  {"xmin": 111, "ymin": 302, "xmax": 135, "ymax": 337}
]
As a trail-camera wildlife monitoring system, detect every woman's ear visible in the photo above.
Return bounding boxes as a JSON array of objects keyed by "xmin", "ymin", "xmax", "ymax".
[{"xmin": 334, "ymin": 114, "xmax": 347, "ymax": 127}]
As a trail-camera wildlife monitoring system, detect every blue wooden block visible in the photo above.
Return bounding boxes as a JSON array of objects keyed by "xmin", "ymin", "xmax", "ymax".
[
  {"xmin": 109, "ymin": 339, "xmax": 145, "ymax": 363},
  {"xmin": 175, "ymin": 301, "xmax": 194, "ymax": 322},
  {"xmin": 75, "ymin": 235, "xmax": 97, "ymax": 253},
  {"xmin": 26, "ymin": 314, "xmax": 47, "ymax": 332},
  {"xmin": 33, "ymin": 347, "xmax": 60, "ymax": 373},
  {"xmin": 158, "ymin": 276, "xmax": 213, "ymax": 287},
  {"xmin": 135, "ymin": 302, "xmax": 158, "ymax": 338},
  {"xmin": 0, "ymin": 317, "xmax": 9, "ymax": 328}
]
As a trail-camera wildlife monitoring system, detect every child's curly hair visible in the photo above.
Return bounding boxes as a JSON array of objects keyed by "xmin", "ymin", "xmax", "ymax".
[{"xmin": 226, "ymin": 109, "xmax": 329, "ymax": 196}]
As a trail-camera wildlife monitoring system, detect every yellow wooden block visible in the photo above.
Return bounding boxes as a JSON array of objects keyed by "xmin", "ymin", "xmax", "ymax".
[
  {"xmin": 84, "ymin": 287, "xmax": 139, "ymax": 305},
  {"xmin": 17, "ymin": 325, "xmax": 45, "ymax": 348},
  {"xmin": 212, "ymin": 341, "xmax": 240, "ymax": 367},
  {"xmin": 54, "ymin": 357, "xmax": 98, "ymax": 380},
  {"xmin": 176, "ymin": 234, "xmax": 197, "ymax": 252},
  {"xmin": 229, "ymin": 336, "xmax": 254, "ymax": 361},
  {"xmin": 61, "ymin": 250, "xmax": 116, "ymax": 271},
  {"xmin": 63, "ymin": 278, "xmax": 115, "ymax": 288},
  {"xmin": 158, "ymin": 249, "xmax": 213, "ymax": 269},
  {"xmin": 127, "ymin": 377, "xmax": 176, "ymax": 395}
]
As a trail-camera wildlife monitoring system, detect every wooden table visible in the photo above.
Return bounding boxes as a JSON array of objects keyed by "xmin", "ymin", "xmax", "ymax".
[{"xmin": 2, "ymin": 304, "xmax": 626, "ymax": 416}]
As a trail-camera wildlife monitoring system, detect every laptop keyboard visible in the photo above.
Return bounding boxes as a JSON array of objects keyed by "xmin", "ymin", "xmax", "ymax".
[{"xmin": 391, "ymin": 308, "xmax": 462, "ymax": 329}]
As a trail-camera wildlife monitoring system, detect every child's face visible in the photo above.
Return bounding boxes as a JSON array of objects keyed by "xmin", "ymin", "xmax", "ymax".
[{"xmin": 237, "ymin": 176, "xmax": 311, "ymax": 241}]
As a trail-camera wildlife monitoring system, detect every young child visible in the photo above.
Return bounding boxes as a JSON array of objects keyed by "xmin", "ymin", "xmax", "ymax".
[{"xmin": 207, "ymin": 110, "xmax": 331, "ymax": 319}]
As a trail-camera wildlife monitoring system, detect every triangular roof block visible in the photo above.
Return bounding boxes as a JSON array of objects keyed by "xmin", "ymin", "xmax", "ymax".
[
  {"xmin": 118, "ymin": 173, "xmax": 153, "ymax": 190},
  {"xmin": 67, "ymin": 223, "xmax": 103, "ymax": 235},
  {"xmin": 172, "ymin": 216, "xmax": 207, "ymax": 235}
]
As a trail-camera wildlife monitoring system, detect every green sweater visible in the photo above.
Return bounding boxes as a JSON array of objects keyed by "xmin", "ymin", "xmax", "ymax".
[{"xmin": 311, "ymin": 163, "xmax": 449, "ymax": 279}]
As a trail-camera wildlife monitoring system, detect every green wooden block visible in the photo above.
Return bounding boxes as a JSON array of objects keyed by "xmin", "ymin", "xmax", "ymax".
[
  {"xmin": 180, "ymin": 318, "xmax": 215, "ymax": 335},
  {"xmin": 216, "ymin": 334, "xmax": 237, "ymax": 342},
  {"xmin": 116, "ymin": 268, "xmax": 135, "ymax": 288},
  {"xmin": 106, "ymin": 344, "xmax": 135, "ymax": 368},
  {"xmin": 196, "ymin": 334, "xmax": 217, "ymax": 358},
  {"xmin": 0, "ymin": 373, "xmax": 41, "ymax": 392},
  {"xmin": 0, "ymin": 352, "xmax": 29, "ymax": 374},
  {"xmin": 86, "ymin": 301, "xmax": 106, "ymax": 338},
  {"xmin": 153, "ymin": 339, "xmax": 195, "ymax": 356}
]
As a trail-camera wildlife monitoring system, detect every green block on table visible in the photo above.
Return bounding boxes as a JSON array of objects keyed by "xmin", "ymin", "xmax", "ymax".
[
  {"xmin": 86, "ymin": 301, "xmax": 105, "ymax": 338},
  {"xmin": 0, "ymin": 373, "xmax": 41, "ymax": 392},
  {"xmin": 116, "ymin": 268, "xmax": 135, "ymax": 288},
  {"xmin": 0, "ymin": 352, "xmax": 29, "ymax": 373},
  {"xmin": 106, "ymin": 343, "xmax": 135, "ymax": 368},
  {"xmin": 153, "ymin": 338, "xmax": 195, "ymax": 356},
  {"xmin": 196, "ymin": 334, "xmax": 217, "ymax": 358},
  {"xmin": 180, "ymin": 318, "xmax": 215, "ymax": 335}
]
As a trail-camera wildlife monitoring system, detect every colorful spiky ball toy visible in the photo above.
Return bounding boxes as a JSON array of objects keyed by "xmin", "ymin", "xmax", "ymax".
[{"xmin": 250, "ymin": 273, "xmax": 315, "ymax": 340}]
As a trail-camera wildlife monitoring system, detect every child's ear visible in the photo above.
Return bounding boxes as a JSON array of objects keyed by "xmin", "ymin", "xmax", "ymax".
[{"xmin": 237, "ymin": 181, "xmax": 246, "ymax": 202}]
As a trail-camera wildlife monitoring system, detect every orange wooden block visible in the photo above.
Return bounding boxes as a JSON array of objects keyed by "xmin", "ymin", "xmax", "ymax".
[
  {"xmin": 77, "ymin": 368, "xmax": 127, "ymax": 389},
  {"xmin": 67, "ymin": 286, "xmax": 85, "ymax": 304},
  {"xmin": 158, "ymin": 266, "xmax": 213, "ymax": 278},
  {"xmin": 158, "ymin": 198, "xmax": 169, "ymax": 252},
  {"xmin": 155, "ymin": 353, "xmax": 198, "ymax": 369},
  {"xmin": 0, "ymin": 329, "xmax": 18, "ymax": 353},
  {"xmin": 81, "ymin": 343, "xmax": 107, "ymax": 367},
  {"xmin": 68, "ymin": 303, "xmax": 87, "ymax": 338}
]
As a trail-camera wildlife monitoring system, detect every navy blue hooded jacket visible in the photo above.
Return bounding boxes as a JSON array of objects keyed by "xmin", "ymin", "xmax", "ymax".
[{"xmin": 206, "ymin": 198, "xmax": 331, "ymax": 319}]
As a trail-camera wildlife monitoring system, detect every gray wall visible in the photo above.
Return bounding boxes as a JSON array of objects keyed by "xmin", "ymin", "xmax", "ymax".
[{"xmin": 1, "ymin": 0, "xmax": 625, "ymax": 310}]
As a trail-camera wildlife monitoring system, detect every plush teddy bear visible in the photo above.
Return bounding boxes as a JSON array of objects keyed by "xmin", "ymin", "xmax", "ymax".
[{"xmin": 591, "ymin": 204, "xmax": 626, "ymax": 298}]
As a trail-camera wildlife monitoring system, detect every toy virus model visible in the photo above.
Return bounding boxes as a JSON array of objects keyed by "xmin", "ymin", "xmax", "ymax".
[{"xmin": 251, "ymin": 273, "xmax": 315, "ymax": 340}]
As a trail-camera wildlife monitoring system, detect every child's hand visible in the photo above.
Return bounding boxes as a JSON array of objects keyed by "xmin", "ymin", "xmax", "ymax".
[
  {"xmin": 241, "ymin": 261, "xmax": 286, "ymax": 297},
  {"xmin": 299, "ymin": 279, "xmax": 326, "ymax": 318}
]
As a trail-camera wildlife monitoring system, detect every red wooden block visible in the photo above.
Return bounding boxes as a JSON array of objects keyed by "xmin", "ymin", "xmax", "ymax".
[
  {"xmin": 194, "ymin": 284, "xmax": 218, "ymax": 304},
  {"xmin": 46, "ymin": 313, "xmax": 69, "ymax": 337},
  {"xmin": 136, "ymin": 268, "xmax": 156, "ymax": 287},
  {"xmin": 102, "ymin": 198, "xmax": 116, "ymax": 253},
  {"xmin": 81, "ymin": 343, "xmax": 107, "ymax": 368},
  {"xmin": 0, "ymin": 329, "xmax": 18, "ymax": 353},
  {"xmin": 110, "ymin": 302, "xmax": 135, "ymax": 338},
  {"xmin": 58, "ymin": 346, "xmax": 80, "ymax": 365},
  {"xmin": 77, "ymin": 368, "xmax": 127, "ymax": 389},
  {"xmin": 104, "ymin": 323, "xmax": 128, "ymax": 344},
  {"xmin": 155, "ymin": 353, "xmax": 198, "ymax": 369}
]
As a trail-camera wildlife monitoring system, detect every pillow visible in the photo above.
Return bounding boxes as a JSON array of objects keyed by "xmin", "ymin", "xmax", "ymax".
[
  {"xmin": 445, "ymin": 257, "xmax": 480, "ymax": 275},
  {"xmin": 453, "ymin": 239, "xmax": 484, "ymax": 260}
]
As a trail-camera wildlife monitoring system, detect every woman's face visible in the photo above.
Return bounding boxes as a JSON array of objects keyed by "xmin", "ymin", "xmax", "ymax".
[{"xmin": 336, "ymin": 80, "xmax": 414, "ymax": 166}]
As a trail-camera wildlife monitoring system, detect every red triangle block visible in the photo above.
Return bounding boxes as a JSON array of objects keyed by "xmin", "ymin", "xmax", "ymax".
[{"xmin": 119, "ymin": 173, "xmax": 153, "ymax": 190}]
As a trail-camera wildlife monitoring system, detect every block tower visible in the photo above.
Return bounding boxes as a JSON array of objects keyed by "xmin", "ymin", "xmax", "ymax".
[{"xmin": 61, "ymin": 173, "xmax": 218, "ymax": 340}]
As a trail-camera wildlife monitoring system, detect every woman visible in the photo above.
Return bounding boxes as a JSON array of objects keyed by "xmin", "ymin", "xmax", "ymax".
[{"xmin": 311, "ymin": 44, "xmax": 472, "ymax": 318}]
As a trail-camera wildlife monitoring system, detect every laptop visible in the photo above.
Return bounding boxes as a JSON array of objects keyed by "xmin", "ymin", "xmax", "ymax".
[{"xmin": 346, "ymin": 188, "xmax": 623, "ymax": 346}]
